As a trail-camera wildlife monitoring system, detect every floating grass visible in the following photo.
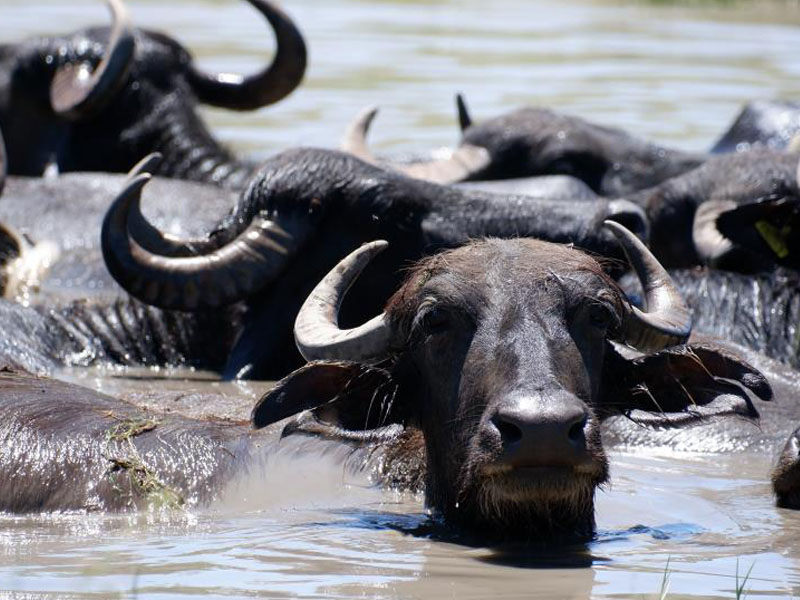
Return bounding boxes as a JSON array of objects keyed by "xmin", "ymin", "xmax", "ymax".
[
  {"xmin": 103, "ymin": 415, "xmax": 185, "ymax": 510},
  {"xmin": 105, "ymin": 416, "xmax": 159, "ymax": 443}
]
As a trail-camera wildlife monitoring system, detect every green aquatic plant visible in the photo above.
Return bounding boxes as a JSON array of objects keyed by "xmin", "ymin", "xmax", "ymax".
[
  {"xmin": 105, "ymin": 416, "xmax": 159, "ymax": 442},
  {"xmin": 652, "ymin": 557, "xmax": 757, "ymax": 599},
  {"xmin": 103, "ymin": 415, "xmax": 185, "ymax": 510},
  {"xmin": 735, "ymin": 559, "xmax": 754, "ymax": 600},
  {"xmin": 659, "ymin": 556, "xmax": 672, "ymax": 600}
]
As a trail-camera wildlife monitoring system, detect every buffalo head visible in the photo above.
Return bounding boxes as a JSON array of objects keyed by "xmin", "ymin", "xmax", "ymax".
[
  {"xmin": 252, "ymin": 224, "xmax": 771, "ymax": 541},
  {"xmin": 0, "ymin": 0, "xmax": 305, "ymax": 187},
  {"xmin": 101, "ymin": 148, "xmax": 650, "ymax": 378},
  {"xmin": 634, "ymin": 150, "xmax": 800, "ymax": 270},
  {"xmin": 341, "ymin": 95, "xmax": 704, "ymax": 196},
  {"xmin": 774, "ymin": 428, "xmax": 800, "ymax": 510}
]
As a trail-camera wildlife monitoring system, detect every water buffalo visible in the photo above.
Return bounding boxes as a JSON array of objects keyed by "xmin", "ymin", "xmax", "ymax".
[
  {"xmin": 342, "ymin": 97, "xmax": 800, "ymax": 198},
  {"xmin": 774, "ymin": 426, "xmax": 800, "ymax": 509},
  {"xmin": 0, "ymin": 158, "xmax": 241, "ymax": 374},
  {"xmin": 0, "ymin": 163, "xmax": 237, "ymax": 304},
  {"xmin": 710, "ymin": 99, "xmax": 800, "ymax": 154},
  {"xmin": 342, "ymin": 97, "xmax": 705, "ymax": 196},
  {"xmin": 0, "ymin": 0, "xmax": 306, "ymax": 189},
  {"xmin": 0, "ymin": 227, "xmax": 771, "ymax": 542},
  {"xmin": 249, "ymin": 227, "xmax": 771, "ymax": 540},
  {"xmin": 101, "ymin": 148, "xmax": 648, "ymax": 379},
  {"xmin": 629, "ymin": 149, "xmax": 800, "ymax": 270},
  {"xmin": 346, "ymin": 104, "xmax": 800, "ymax": 273}
]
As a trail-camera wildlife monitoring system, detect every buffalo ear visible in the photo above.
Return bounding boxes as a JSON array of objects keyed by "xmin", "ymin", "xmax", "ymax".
[
  {"xmin": 600, "ymin": 343, "xmax": 772, "ymax": 427},
  {"xmin": 251, "ymin": 360, "xmax": 396, "ymax": 429}
]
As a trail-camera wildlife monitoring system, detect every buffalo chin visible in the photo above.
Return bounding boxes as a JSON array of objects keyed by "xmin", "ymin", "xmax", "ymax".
[{"xmin": 443, "ymin": 466, "xmax": 607, "ymax": 542}]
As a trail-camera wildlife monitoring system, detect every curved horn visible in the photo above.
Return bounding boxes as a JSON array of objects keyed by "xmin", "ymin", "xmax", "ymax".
[
  {"xmin": 102, "ymin": 174, "xmax": 307, "ymax": 309},
  {"xmin": 122, "ymin": 153, "xmax": 220, "ymax": 256},
  {"xmin": 398, "ymin": 145, "xmax": 491, "ymax": 184},
  {"xmin": 339, "ymin": 105, "xmax": 491, "ymax": 184},
  {"xmin": 607, "ymin": 199, "xmax": 650, "ymax": 243},
  {"xmin": 456, "ymin": 93, "xmax": 472, "ymax": 132},
  {"xmin": 340, "ymin": 106, "xmax": 379, "ymax": 163},
  {"xmin": 50, "ymin": 0, "xmax": 135, "ymax": 119},
  {"xmin": 692, "ymin": 199, "xmax": 736, "ymax": 265},
  {"xmin": 604, "ymin": 220, "xmax": 692, "ymax": 352},
  {"xmin": 126, "ymin": 152, "xmax": 162, "ymax": 180},
  {"xmin": 187, "ymin": 0, "xmax": 306, "ymax": 110},
  {"xmin": 294, "ymin": 241, "xmax": 394, "ymax": 363},
  {"xmin": 0, "ymin": 126, "xmax": 6, "ymax": 196}
]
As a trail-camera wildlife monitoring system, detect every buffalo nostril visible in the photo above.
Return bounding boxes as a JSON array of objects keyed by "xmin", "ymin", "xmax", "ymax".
[
  {"xmin": 491, "ymin": 400, "xmax": 591, "ymax": 466},
  {"xmin": 494, "ymin": 418, "xmax": 523, "ymax": 446},
  {"xmin": 568, "ymin": 415, "xmax": 588, "ymax": 443}
]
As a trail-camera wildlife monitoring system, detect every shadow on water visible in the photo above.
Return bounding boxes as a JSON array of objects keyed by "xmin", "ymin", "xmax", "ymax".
[
  {"xmin": 320, "ymin": 506, "xmax": 599, "ymax": 567},
  {"xmin": 597, "ymin": 522, "xmax": 706, "ymax": 543},
  {"xmin": 315, "ymin": 507, "xmax": 704, "ymax": 570}
]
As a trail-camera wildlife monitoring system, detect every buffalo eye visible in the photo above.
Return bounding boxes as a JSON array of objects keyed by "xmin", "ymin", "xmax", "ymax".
[
  {"xmin": 586, "ymin": 302, "xmax": 616, "ymax": 331},
  {"xmin": 420, "ymin": 306, "xmax": 451, "ymax": 334},
  {"xmin": 412, "ymin": 298, "xmax": 453, "ymax": 337}
]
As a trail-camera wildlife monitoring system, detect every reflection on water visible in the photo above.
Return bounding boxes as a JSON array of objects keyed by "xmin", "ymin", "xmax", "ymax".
[{"xmin": 2, "ymin": 0, "xmax": 800, "ymax": 597}]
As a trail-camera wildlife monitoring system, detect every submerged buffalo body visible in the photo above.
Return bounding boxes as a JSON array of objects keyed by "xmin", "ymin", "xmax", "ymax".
[
  {"xmin": 710, "ymin": 100, "xmax": 800, "ymax": 154},
  {"xmin": 344, "ymin": 97, "xmax": 800, "ymax": 202},
  {"xmin": 0, "ymin": 0, "xmax": 305, "ymax": 188},
  {"xmin": 0, "ymin": 170, "xmax": 241, "ymax": 374},
  {"xmin": 643, "ymin": 267, "xmax": 800, "ymax": 371},
  {"xmin": 343, "ymin": 98, "xmax": 705, "ymax": 195},
  {"xmin": 0, "ymin": 294, "xmax": 238, "ymax": 375},
  {"xmin": 100, "ymin": 148, "xmax": 648, "ymax": 378},
  {"xmin": 0, "ymin": 231, "xmax": 771, "ymax": 540},
  {"xmin": 0, "ymin": 369, "xmax": 262, "ymax": 513}
]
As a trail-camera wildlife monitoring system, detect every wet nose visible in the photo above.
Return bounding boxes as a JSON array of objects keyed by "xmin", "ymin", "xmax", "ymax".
[{"xmin": 491, "ymin": 396, "xmax": 591, "ymax": 467}]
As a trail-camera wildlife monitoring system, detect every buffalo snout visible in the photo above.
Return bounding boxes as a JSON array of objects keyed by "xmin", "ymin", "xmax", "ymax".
[{"xmin": 489, "ymin": 393, "xmax": 591, "ymax": 469}]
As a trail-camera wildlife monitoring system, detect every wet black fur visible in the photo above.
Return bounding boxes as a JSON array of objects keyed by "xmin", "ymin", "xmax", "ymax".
[
  {"xmin": 0, "ymin": 26, "xmax": 256, "ymax": 187},
  {"xmin": 459, "ymin": 107, "xmax": 704, "ymax": 195},
  {"xmin": 147, "ymin": 147, "xmax": 640, "ymax": 379},
  {"xmin": 630, "ymin": 150, "xmax": 800, "ymax": 268}
]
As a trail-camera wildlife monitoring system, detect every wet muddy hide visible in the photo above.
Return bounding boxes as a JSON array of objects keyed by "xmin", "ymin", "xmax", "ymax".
[{"xmin": 0, "ymin": 368, "xmax": 257, "ymax": 513}]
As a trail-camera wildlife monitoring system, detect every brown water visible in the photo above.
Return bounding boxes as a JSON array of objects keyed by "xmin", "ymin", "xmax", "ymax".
[{"xmin": 3, "ymin": 0, "xmax": 800, "ymax": 597}]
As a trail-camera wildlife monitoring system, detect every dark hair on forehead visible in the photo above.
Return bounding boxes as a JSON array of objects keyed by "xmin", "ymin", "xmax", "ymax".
[{"xmin": 386, "ymin": 238, "xmax": 626, "ymax": 326}]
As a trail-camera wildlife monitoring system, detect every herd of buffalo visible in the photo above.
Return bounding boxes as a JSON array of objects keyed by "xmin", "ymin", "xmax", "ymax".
[{"xmin": 3, "ymin": 0, "xmax": 800, "ymax": 542}]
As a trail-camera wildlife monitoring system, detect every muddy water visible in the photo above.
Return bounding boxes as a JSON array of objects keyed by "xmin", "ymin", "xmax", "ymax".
[
  {"xmin": 3, "ymin": 369, "xmax": 800, "ymax": 599},
  {"xmin": 3, "ymin": 0, "xmax": 800, "ymax": 597}
]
